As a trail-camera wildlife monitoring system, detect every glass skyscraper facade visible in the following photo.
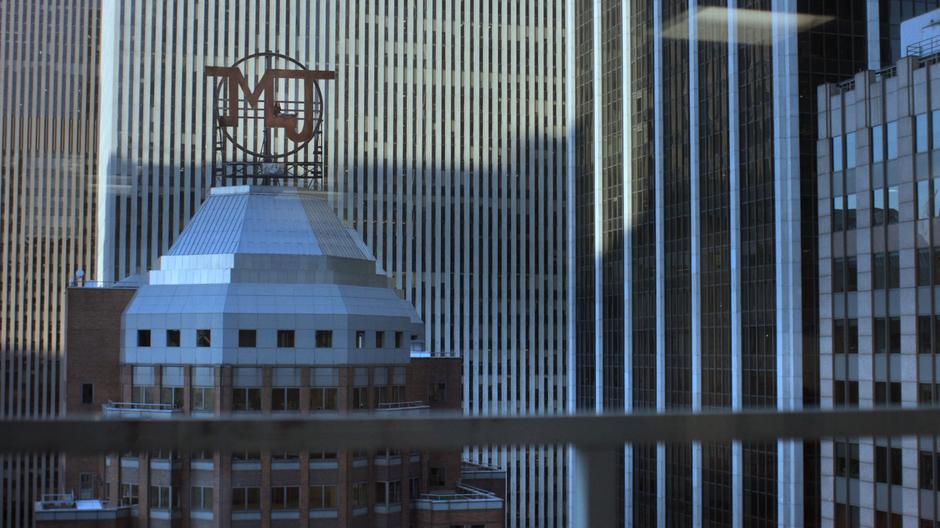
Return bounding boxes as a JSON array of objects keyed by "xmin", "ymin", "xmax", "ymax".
[
  {"xmin": 567, "ymin": 1, "xmax": 915, "ymax": 525},
  {"xmin": 0, "ymin": 1, "xmax": 100, "ymax": 526}
]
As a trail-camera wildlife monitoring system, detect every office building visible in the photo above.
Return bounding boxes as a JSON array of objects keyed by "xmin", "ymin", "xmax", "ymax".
[
  {"xmin": 565, "ymin": 1, "xmax": 940, "ymax": 526},
  {"xmin": 817, "ymin": 17, "xmax": 940, "ymax": 524},
  {"xmin": 0, "ymin": 1, "xmax": 100, "ymax": 526},
  {"xmin": 96, "ymin": 2, "xmax": 567, "ymax": 525},
  {"xmin": 50, "ymin": 183, "xmax": 506, "ymax": 527}
]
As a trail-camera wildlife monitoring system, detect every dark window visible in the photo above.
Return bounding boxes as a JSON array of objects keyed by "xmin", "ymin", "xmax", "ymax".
[
  {"xmin": 429, "ymin": 467, "xmax": 446, "ymax": 487},
  {"xmin": 310, "ymin": 388, "xmax": 338, "ymax": 411},
  {"xmin": 238, "ymin": 330, "xmax": 256, "ymax": 347},
  {"xmin": 271, "ymin": 486, "xmax": 299, "ymax": 510},
  {"xmin": 376, "ymin": 331, "xmax": 385, "ymax": 348},
  {"xmin": 889, "ymin": 318, "xmax": 900, "ymax": 354},
  {"xmin": 315, "ymin": 331, "xmax": 333, "ymax": 348},
  {"xmin": 81, "ymin": 383, "xmax": 93, "ymax": 404},
  {"xmin": 920, "ymin": 451, "xmax": 936, "ymax": 489},
  {"xmin": 919, "ymin": 316, "xmax": 933, "ymax": 354},
  {"xmin": 137, "ymin": 329, "xmax": 151, "ymax": 347},
  {"xmin": 232, "ymin": 388, "xmax": 261, "ymax": 411},
  {"xmin": 875, "ymin": 446, "xmax": 902, "ymax": 486},
  {"xmin": 196, "ymin": 329, "xmax": 211, "ymax": 347},
  {"xmin": 231, "ymin": 487, "xmax": 261, "ymax": 511},
  {"xmin": 919, "ymin": 180, "xmax": 931, "ymax": 220},
  {"xmin": 428, "ymin": 382, "xmax": 447, "ymax": 403},
  {"xmin": 395, "ymin": 331, "xmax": 403, "ymax": 348},
  {"xmin": 277, "ymin": 330, "xmax": 295, "ymax": 348},
  {"xmin": 834, "ymin": 441, "xmax": 860, "ymax": 479},
  {"xmin": 919, "ymin": 248, "xmax": 932, "ymax": 286},
  {"xmin": 353, "ymin": 387, "xmax": 369, "ymax": 409},
  {"xmin": 835, "ymin": 503, "xmax": 860, "ymax": 528},
  {"xmin": 166, "ymin": 329, "xmax": 180, "ymax": 347},
  {"xmin": 919, "ymin": 383, "xmax": 935, "ymax": 405},
  {"xmin": 272, "ymin": 388, "xmax": 299, "ymax": 411},
  {"xmin": 310, "ymin": 485, "xmax": 337, "ymax": 509},
  {"xmin": 874, "ymin": 382, "xmax": 902, "ymax": 406}
]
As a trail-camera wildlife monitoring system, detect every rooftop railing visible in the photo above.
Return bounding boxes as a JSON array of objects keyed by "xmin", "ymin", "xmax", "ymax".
[{"xmin": 8, "ymin": 407, "xmax": 940, "ymax": 526}]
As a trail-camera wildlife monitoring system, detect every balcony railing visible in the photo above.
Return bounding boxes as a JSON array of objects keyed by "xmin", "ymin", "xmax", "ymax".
[
  {"xmin": 413, "ymin": 484, "xmax": 503, "ymax": 511},
  {"xmin": 9, "ymin": 407, "xmax": 940, "ymax": 526},
  {"xmin": 102, "ymin": 401, "xmax": 182, "ymax": 419}
]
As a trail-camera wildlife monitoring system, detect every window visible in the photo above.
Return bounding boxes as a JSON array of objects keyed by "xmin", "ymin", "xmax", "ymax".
[
  {"xmin": 238, "ymin": 329, "xmax": 256, "ymax": 347},
  {"xmin": 875, "ymin": 446, "xmax": 902, "ymax": 486},
  {"xmin": 918, "ymin": 113, "xmax": 930, "ymax": 153},
  {"xmin": 887, "ymin": 185, "xmax": 899, "ymax": 224},
  {"xmin": 310, "ymin": 485, "xmax": 337, "ymax": 509},
  {"xmin": 137, "ymin": 329, "xmax": 151, "ymax": 347},
  {"xmin": 352, "ymin": 483, "xmax": 368, "ymax": 508},
  {"xmin": 310, "ymin": 387, "xmax": 338, "ymax": 411},
  {"xmin": 933, "ymin": 110, "xmax": 940, "ymax": 150},
  {"xmin": 132, "ymin": 385, "xmax": 154, "ymax": 404},
  {"xmin": 920, "ymin": 383, "xmax": 937, "ymax": 404},
  {"xmin": 845, "ymin": 193, "xmax": 857, "ymax": 230},
  {"xmin": 834, "ymin": 380, "xmax": 859, "ymax": 407},
  {"xmin": 873, "ymin": 125, "xmax": 885, "ymax": 163},
  {"xmin": 309, "ymin": 451, "xmax": 336, "ymax": 460},
  {"xmin": 272, "ymin": 452, "xmax": 298, "ymax": 461},
  {"xmin": 271, "ymin": 486, "xmax": 299, "ymax": 510},
  {"xmin": 272, "ymin": 388, "xmax": 300, "ymax": 411},
  {"xmin": 375, "ymin": 481, "xmax": 401, "ymax": 505},
  {"xmin": 120, "ymin": 484, "xmax": 139, "ymax": 506},
  {"xmin": 166, "ymin": 329, "xmax": 180, "ymax": 347},
  {"xmin": 428, "ymin": 382, "xmax": 447, "ymax": 403},
  {"xmin": 190, "ymin": 486, "xmax": 213, "ymax": 511},
  {"xmin": 79, "ymin": 473, "xmax": 95, "ymax": 499},
  {"xmin": 887, "ymin": 120, "xmax": 898, "ymax": 160},
  {"xmin": 832, "ymin": 257, "xmax": 856, "ymax": 293},
  {"xmin": 833, "ymin": 136, "xmax": 844, "ymax": 172},
  {"xmin": 920, "ymin": 451, "xmax": 939, "ymax": 489},
  {"xmin": 316, "ymin": 330, "xmax": 333, "ymax": 348},
  {"xmin": 874, "ymin": 382, "xmax": 902, "ymax": 406},
  {"xmin": 429, "ymin": 466, "xmax": 446, "ymax": 487},
  {"xmin": 353, "ymin": 387, "xmax": 369, "ymax": 409},
  {"xmin": 846, "ymin": 131, "xmax": 857, "ymax": 168},
  {"xmin": 889, "ymin": 318, "xmax": 900, "ymax": 354},
  {"xmin": 232, "ymin": 388, "xmax": 261, "ymax": 411},
  {"xmin": 919, "ymin": 249, "xmax": 932, "ymax": 286},
  {"xmin": 231, "ymin": 487, "xmax": 260, "ymax": 511},
  {"xmin": 81, "ymin": 383, "xmax": 93, "ymax": 404},
  {"xmin": 395, "ymin": 331, "xmax": 404, "ymax": 348},
  {"xmin": 196, "ymin": 329, "xmax": 211, "ymax": 347},
  {"xmin": 410, "ymin": 477, "xmax": 420, "ymax": 500},
  {"xmin": 161, "ymin": 387, "xmax": 183, "ymax": 408},
  {"xmin": 356, "ymin": 331, "xmax": 366, "ymax": 348},
  {"xmin": 873, "ymin": 252, "xmax": 899, "ymax": 289},
  {"xmin": 191, "ymin": 387, "xmax": 215, "ymax": 412},
  {"xmin": 873, "ymin": 188, "xmax": 885, "ymax": 226},
  {"xmin": 376, "ymin": 331, "xmax": 385, "ymax": 348},
  {"xmin": 834, "ymin": 442, "xmax": 860, "ymax": 479},
  {"xmin": 919, "ymin": 180, "xmax": 932, "ymax": 220},
  {"xmin": 835, "ymin": 503, "xmax": 860, "ymax": 528},
  {"xmin": 232, "ymin": 451, "xmax": 260, "ymax": 462},
  {"xmin": 277, "ymin": 329, "xmax": 295, "ymax": 348},
  {"xmin": 833, "ymin": 320, "xmax": 858, "ymax": 355},
  {"xmin": 149, "ymin": 485, "xmax": 179, "ymax": 510},
  {"xmin": 874, "ymin": 511, "xmax": 902, "ymax": 528}
]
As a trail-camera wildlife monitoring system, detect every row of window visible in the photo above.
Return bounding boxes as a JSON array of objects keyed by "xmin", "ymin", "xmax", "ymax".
[
  {"xmin": 136, "ymin": 329, "xmax": 406, "ymax": 349},
  {"xmin": 831, "ymin": 252, "xmax": 899, "ymax": 292},
  {"xmin": 143, "ymin": 481, "xmax": 414, "ymax": 512},
  {"xmin": 832, "ymin": 381, "xmax": 901, "ymax": 406},
  {"xmin": 833, "ymin": 317, "xmax": 901, "ymax": 354},
  {"xmin": 833, "ymin": 442, "xmax": 902, "ymax": 486},
  {"xmin": 131, "ymin": 385, "xmax": 413, "ymax": 411}
]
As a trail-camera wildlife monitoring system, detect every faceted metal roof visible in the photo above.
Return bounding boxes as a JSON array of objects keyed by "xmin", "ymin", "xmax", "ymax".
[{"xmin": 167, "ymin": 185, "xmax": 371, "ymax": 261}]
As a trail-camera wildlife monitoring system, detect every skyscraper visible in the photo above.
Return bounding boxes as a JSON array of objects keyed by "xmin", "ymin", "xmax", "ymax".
[
  {"xmin": 0, "ymin": 1, "xmax": 100, "ymax": 526},
  {"xmin": 96, "ymin": 1, "xmax": 568, "ymax": 525},
  {"xmin": 566, "ymin": 1, "xmax": 932, "ymax": 526}
]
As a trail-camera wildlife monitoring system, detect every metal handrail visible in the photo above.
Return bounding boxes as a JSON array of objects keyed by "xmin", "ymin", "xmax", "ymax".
[
  {"xmin": 376, "ymin": 400, "xmax": 427, "ymax": 410},
  {"xmin": 7, "ymin": 407, "xmax": 940, "ymax": 454}
]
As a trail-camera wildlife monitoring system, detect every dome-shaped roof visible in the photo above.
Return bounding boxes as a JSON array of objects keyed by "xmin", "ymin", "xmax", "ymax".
[{"xmin": 167, "ymin": 185, "xmax": 372, "ymax": 260}]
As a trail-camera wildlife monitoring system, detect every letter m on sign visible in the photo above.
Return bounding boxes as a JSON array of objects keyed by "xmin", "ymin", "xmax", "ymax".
[{"xmin": 206, "ymin": 65, "xmax": 336, "ymax": 144}]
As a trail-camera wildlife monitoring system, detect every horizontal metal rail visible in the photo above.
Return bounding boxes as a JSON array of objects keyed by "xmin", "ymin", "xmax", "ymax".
[{"xmin": 3, "ymin": 407, "xmax": 940, "ymax": 454}]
